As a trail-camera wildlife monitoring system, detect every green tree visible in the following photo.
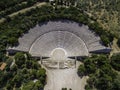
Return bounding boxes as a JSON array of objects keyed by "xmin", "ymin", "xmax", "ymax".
[
  {"xmin": 62, "ymin": 88, "xmax": 67, "ymax": 90},
  {"xmin": 22, "ymin": 81, "xmax": 35, "ymax": 90},
  {"xmin": 101, "ymin": 35, "xmax": 110, "ymax": 46},
  {"xmin": 34, "ymin": 80, "xmax": 44, "ymax": 90},
  {"xmin": 112, "ymin": 74, "xmax": 120, "ymax": 90},
  {"xmin": 117, "ymin": 38, "xmax": 120, "ymax": 47},
  {"xmin": 37, "ymin": 68, "xmax": 46, "ymax": 84},
  {"xmin": 31, "ymin": 61, "xmax": 40, "ymax": 69},
  {"xmin": 84, "ymin": 58, "xmax": 97, "ymax": 74},
  {"xmin": 96, "ymin": 74, "xmax": 113, "ymax": 90},
  {"xmin": 6, "ymin": 83, "xmax": 13, "ymax": 90},
  {"xmin": 86, "ymin": 74, "xmax": 97, "ymax": 89},
  {"xmin": 15, "ymin": 52, "xmax": 26, "ymax": 68},
  {"xmin": 78, "ymin": 64, "xmax": 86, "ymax": 77},
  {"xmin": 10, "ymin": 64, "xmax": 18, "ymax": 72},
  {"xmin": 8, "ymin": 37, "xmax": 18, "ymax": 46},
  {"xmin": 13, "ymin": 74, "xmax": 23, "ymax": 88},
  {"xmin": 111, "ymin": 53, "xmax": 120, "ymax": 71}
]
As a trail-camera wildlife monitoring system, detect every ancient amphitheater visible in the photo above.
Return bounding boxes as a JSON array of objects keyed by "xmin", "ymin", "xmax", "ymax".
[
  {"xmin": 8, "ymin": 20, "xmax": 111, "ymax": 57},
  {"xmin": 8, "ymin": 20, "xmax": 111, "ymax": 90}
]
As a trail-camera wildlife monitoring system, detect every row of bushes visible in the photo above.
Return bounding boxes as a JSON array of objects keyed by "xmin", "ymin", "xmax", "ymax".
[
  {"xmin": 0, "ymin": 0, "xmax": 25, "ymax": 11},
  {"xmin": 117, "ymin": 38, "xmax": 120, "ymax": 48}
]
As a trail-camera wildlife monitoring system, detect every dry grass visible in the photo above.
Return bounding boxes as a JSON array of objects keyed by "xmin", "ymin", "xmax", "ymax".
[{"xmin": 84, "ymin": 1, "xmax": 120, "ymax": 36}]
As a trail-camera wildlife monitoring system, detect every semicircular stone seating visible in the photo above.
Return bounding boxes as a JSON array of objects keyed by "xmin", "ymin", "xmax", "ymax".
[
  {"xmin": 29, "ymin": 31, "xmax": 88, "ymax": 57},
  {"xmin": 8, "ymin": 20, "xmax": 111, "ymax": 57}
]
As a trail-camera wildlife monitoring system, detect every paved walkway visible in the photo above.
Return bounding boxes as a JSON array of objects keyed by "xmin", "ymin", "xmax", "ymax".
[{"xmin": 44, "ymin": 61, "xmax": 87, "ymax": 90}]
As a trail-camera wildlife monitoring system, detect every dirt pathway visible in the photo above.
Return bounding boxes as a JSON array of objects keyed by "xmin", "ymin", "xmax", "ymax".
[{"xmin": 44, "ymin": 61, "xmax": 87, "ymax": 90}]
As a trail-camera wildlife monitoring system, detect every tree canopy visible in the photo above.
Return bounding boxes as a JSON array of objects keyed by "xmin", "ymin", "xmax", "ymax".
[
  {"xmin": 78, "ymin": 54, "xmax": 118, "ymax": 90},
  {"xmin": 111, "ymin": 53, "xmax": 120, "ymax": 71}
]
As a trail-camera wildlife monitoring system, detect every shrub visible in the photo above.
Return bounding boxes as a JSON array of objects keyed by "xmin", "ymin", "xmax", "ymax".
[
  {"xmin": 111, "ymin": 53, "xmax": 120, "ymax": 71},
  {"xmin": 117, "ymin": 38, "xmax": 120, "ymax": 47}
]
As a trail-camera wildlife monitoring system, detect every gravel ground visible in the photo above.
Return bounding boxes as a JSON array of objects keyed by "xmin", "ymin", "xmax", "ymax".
[{"xmin": 44, "ymin": 61, "xmax": 87, "ymax": 90}]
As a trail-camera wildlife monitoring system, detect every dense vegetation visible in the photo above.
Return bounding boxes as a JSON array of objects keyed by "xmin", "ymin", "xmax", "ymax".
[
  {"xmin": 0, "ymin": 0, "xmax": 46, "ymax": 19},
  {"xmin": 0, "ymin": 0, "xmax": 25, "ymax": 11},
  {"xmin": 78, "ymin": 54, "xmax": 120, "ymax": 90},
  {"xmin": 111, "ymin": 53, "xmax": 120, "ymax": 71},
  {"xmin": 0, "ymin": 52, "xmax": 46, "ymax": 90},
  {"xmin": 117, "ymin": 38, "xmax": 120, "ymax": 47}
]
